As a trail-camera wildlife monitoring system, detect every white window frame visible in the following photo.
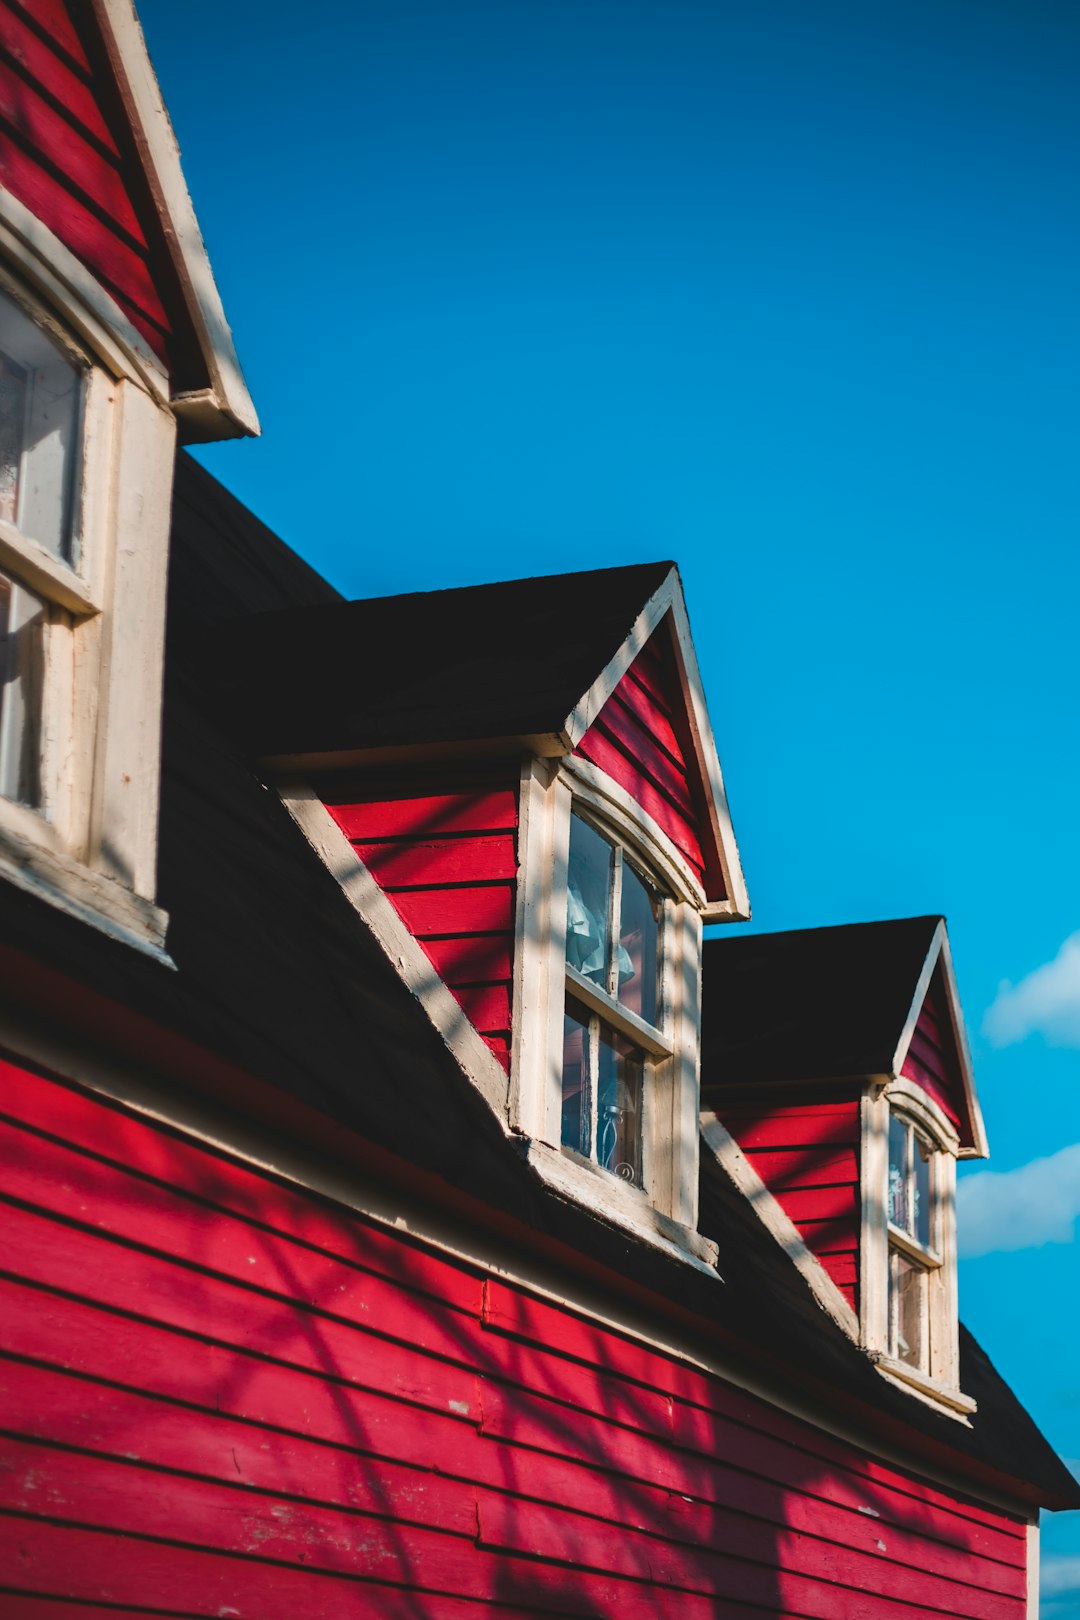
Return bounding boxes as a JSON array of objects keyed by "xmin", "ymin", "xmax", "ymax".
[
  {"xmin": 860, "ymin": 1078, "xmax": 972, "ymax": 1415},
  {"xmin": 0, "ymin": 249, "xmax": 175, "ymax": 958},
  {"xmin": 511, "ymin": 754, "xmax": 717, "ymax": 1276}
]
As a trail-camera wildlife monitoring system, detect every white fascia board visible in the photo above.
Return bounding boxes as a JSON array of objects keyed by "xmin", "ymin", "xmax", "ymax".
[
  {"xmin": 890, "ymin": 919, "xmax": 989, "ymax": 1161},
  {"xmin": 560, "ymin": 566, "xmax": 750, "ymax": 919},
  {"xmin": 90, "ymin": 0, "xmax": 260, "ymax": 439}
]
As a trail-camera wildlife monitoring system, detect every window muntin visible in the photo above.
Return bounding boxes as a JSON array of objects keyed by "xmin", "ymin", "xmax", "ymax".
[
  {"xmin": 0, "ymin": 288, "xmax": 82, "ymax": 563},
  {"xmin": 561, "ymin": 811, "xmax": 665, "ymax": 1188},
  {"xmin": 886, "ymin": 1113, "xmax": 941, "ymax": 1371}
]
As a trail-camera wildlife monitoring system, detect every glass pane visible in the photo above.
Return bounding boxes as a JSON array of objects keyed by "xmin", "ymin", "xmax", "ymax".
[
  {"xmin": 0, "ymin": 289, "xmax": 81, "ymax": 561},
  {"xmin": 0, "ymin": 570, "xmax": 44, "ymax": 806},
  {"xmin": 561, "ymin": 999, "xmax": 590, "ymax": 1158},
  {"xmin": 893, "ymin": 1252, "xmax": 927, "ymax": 1369},
  {"xmin": 617, "ymin": 857, "xmax": 659, "ymax": 1025},
  {"xmin": 566, "ymin": 815, "xmax": 612, "ymax": 987},
  {"xmin": 914, "ymin": 1132, "xmax": 931, "ymax": 1249},
  {"xmin": 595, "ymin": 1019, "xmax": 643, "ymax": 1186},
  {"xmin": 887, "ymin": 1114, "xmax": 908, "ymax": 1232}
]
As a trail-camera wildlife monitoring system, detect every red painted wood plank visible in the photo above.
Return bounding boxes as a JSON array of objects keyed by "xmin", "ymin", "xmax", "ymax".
[
  {"xmin": 481, "ymin": 1280, "xmax": 1023, "ymax": 1542},
  {"xmin": 326, "ymin": 789, "xmax": 517, "ymax": 840},
  {"xmin": 3, "ymin": 1356, "xmax": 1020, "ymax": 1601},
  {"xmin": 455, "ymin": 981, "xmax": 512, "ymax": 1034},
  {"xmin": 591, "ymin": 694, "xmax": 696, "ymax": 820},
  {"xmin": 750, "ymin": 1144, "xmax": 860, "ymax": 1190},
  {"xmin": 0, "ymin": 142, "xmax": 170, "ymax": 347},
  {"xmin": 730, "ymin": 1105, "xmax": 862, "ymax": 1151},
  {"xmin": 8, "ymin": 0, "xmax": 89, "ymax": 71},
  {"xmin": 422, "ymin": 933, "xmax": 514, "ymax": 985},
  {"xmin": 0, "ymin": 59, "xmax": 144, "ymax": 240},
  {"xmin": 625, "ymin": 634, "xmax": 675, "ymax": 715},
  {"xmin": 356, "ymin": 833, "xmax": 517, "ymax": 887},
  {"xmin": 0, "ymin": 1516, "xmax": 569, "ymax": 1620},
  {"xmin": 616, "ymin": 666, "xmax": 683, "ymax": 758},
  {"xmin": 0, "ymin": 1061, "xmax": 483, "ymax": 1312},
  {"xmin": 0, "ymin": 1137, "xmax": 500, "ymax": 1379},
  {"xmin": 389, "ymin": 882, "xmax": 515, "ymax": 938},
  {"xmin": 576, "ymin": 727, "xmax": 705, "ymax": 877},
  {"xmin": 773, "ymin": 1183, "xmax": 860, "ymax": 1225},
  {"xmin": 0, "ymin": 1202, "xmax": 491, "ymax": 1413},
  {"xmin": 476, "ymin": 1499, "xmax": 1019, "ymax": 1620},
  {"xmin": 0, "ymin": 3, "xmax": 117, "ymax": 150}
]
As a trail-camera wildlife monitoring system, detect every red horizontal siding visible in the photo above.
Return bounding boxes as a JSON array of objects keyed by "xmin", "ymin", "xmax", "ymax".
[
  {"xmin": 719, "ymin": 1101, "xmax": 863, "ymax": 1310},
  {"xmin": 323, "ymin": 779, "xmax": 519, "ymax": 1071},
  {"xmin": 0, "ymin": 1059, "xmax": 1029, "ymax": 1619},
  {"xmin": 0, "ymin": 0, "xmax": 173, "ymax": 363},
  {"xmin": 902, "ymin": 980, "xmax": 964, "ymax": 1133},
  {"xmin": 575, "ymin": 629, "xmax": 711, "ymax": 888}
]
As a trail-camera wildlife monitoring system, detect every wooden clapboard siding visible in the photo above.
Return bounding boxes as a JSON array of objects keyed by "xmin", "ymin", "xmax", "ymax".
[
  {"xmin": 0, "ymin": 1059, "xmax": 1030, "ymax": 1618},
  {"xmin": 902, "ymin": 973, "xmax": 963, "ymax": 1132},
  {"xmin": 323, "ymin": 778, "xmax": 519, "ymax": 1071},
  {"xmin": 0, "ymin": 0, "xmax": 173, "ymax": 361},
  {"xmin": 717, "ymin": 1101, "xmax": 863, "ymax": 1308},
  {"xmin": 575, "ymin": 629, "xmax": 708, "ymax": 883}
]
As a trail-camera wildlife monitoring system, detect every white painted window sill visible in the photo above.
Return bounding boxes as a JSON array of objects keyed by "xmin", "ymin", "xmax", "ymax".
[
  {"xmin": 521, "ymin": 1137, "xmax": 721, "ymax": 1280},
  {"xmin": 871, "ymin": 1352, "xmax": 976, "ymax": 1421}
]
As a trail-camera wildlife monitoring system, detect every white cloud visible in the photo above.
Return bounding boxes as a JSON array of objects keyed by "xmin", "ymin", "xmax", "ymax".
[
  {"xmin": 983, "ymin": 932, "xmax": 1080, "ymax": 1048},
  {"xmin": 957, "ymin": 1142, "xmax": 1080, "ymax": 1258}
]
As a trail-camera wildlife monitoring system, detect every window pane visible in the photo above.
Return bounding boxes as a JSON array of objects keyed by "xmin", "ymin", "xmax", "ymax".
[
  {"xmin": 596, "ymin": 1020, "xmax": 643, "ymax": 1186},
  {"xmin": 566, "ymin": 815, "xmax": 612, "ymax": 986},
  {"xmin": 914, "ymin": 1132, "xmax": 931, "ymax": 1249},
  {"xmin": 0, "ymin": 570, "xmax": 44, "ymax": 806},
  {"xmin": 893, "ymin": 1252, "xmax": 927, "ymax": 1369},
  {"xmin": 887, "ymin": 1114, "xmax": 908, "ymax": 1232},
  {"xmin": 0, "ymin": 289, "xmax": 81, "ymax": 561},
  {"xmin": 561, "ymin": 1000, "xmax": 590, "ymax": 1158},
  {"xmin": 617, "ymin": 858, "xmax": 659, "ymax": 1025}
]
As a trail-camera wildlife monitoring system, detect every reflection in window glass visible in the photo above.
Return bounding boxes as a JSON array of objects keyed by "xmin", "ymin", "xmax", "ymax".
[
  {"xmin": 0, "ymin": 569, "xmax": 44, "ymax": 806},
  {"xmin": 893, "ymin": 1253, "xmax": 926, "ymax": 1369},
  {"xmin": 914, "ymin": 1133, "xmax": 931, "ymax": 1249},
  {"xmin": 888, "ymin": 1113, "xmax": 907, "ymax": 1231},
  {"xmin": 566, "ymin": 814, "xmax": 612, "ymax": 986},
  {"xmin": 0, "ymin": 288, "xmax": 82, "ymax": 562},
  {"xmin": 596, "ymin": 1022, "xmax": 643, "ymax": 1184},
  {"xmin": 561, "ymin": 1003, "xmax": 588, "ymax": 1159},
  {"xmin": 618, "ymin": 858, "xmax": 659, "ymax": 1025}
]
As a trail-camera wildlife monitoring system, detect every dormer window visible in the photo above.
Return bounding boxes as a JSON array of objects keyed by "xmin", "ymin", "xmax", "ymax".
[
  {"xmin": 561, "ymin": 811, "xmax": 669, "ymax": 1186},
  {"xmin": 887, "ymin": 1111, "xmax": 942, "ymax": 1372}
]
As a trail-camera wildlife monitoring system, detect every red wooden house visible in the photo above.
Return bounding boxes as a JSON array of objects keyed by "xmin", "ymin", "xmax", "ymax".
[{"xmin": 0, "ymin": 4, "xmax": 1076, "ymax": 1616}]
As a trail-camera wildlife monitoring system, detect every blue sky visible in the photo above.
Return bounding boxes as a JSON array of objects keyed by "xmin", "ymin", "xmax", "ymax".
[{"xmin": 141, "ymin": 1, "xmax": 1080, "ymax": 1600}]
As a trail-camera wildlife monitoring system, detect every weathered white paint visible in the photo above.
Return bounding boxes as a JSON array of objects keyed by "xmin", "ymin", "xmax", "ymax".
[
  {"xmin": 89, "ymin": 0, "xmax": 259, "ymax": 437},
  {"xmin": 1026, "ymin": 1515, "xmax": 1040, "ymax": 1620}
]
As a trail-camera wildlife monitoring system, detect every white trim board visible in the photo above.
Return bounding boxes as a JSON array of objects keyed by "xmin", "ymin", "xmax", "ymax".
[
  {"xmin": 891, "ymin": 919, "xmax": 988, "ymax": 1160},
  {"xmin": 88, "ymin": 0, "xmax": 259, "ymax": 438}
]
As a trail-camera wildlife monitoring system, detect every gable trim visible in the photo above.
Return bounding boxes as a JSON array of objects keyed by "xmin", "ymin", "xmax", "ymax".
[
  {"xmin": 0, "ymin": 186, "xmax": 168, "ymax": 401},
  {"xmin": 88, "ymin": 0, "xmax": 259, "ymax": 438},
  {"xmin": 562, "ymin": 566, "xmax": 748, "ymax": 919},
  {"xmin": 700, "ymin": 1109, "xmax": 860, "ymax": 1340},
  {"xmin": 890, "ymin": 920, "xmax": 988, "ymax": 1160},
  {"xmin": 280, "ymin": 783, "xmax": 511, "ymax": 1122}
]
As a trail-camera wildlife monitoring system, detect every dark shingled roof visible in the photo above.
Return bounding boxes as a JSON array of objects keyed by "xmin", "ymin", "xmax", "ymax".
[
  {"xmin": 2, "ymin": 456, "xmax": 1075, "ymax": 1512},
  {"xmin": 211, "ymin": 558, "xmax": 674, "ymax": 757},
  {"xmin": 700, "ymin": 917, "xmax": 942, "ymax": 1088}
]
